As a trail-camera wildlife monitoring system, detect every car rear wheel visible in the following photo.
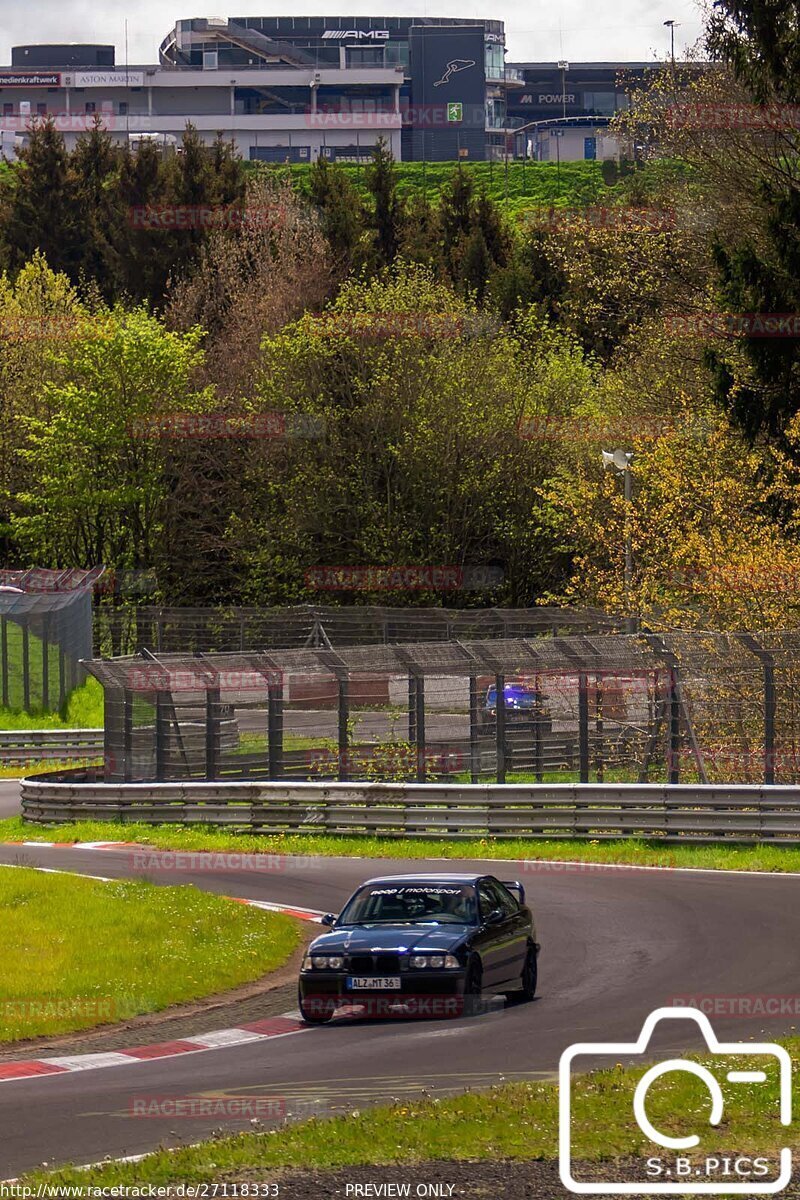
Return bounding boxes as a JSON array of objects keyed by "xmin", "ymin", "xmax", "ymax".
[
  {"xmin": 299, "ymin": 992, "xmax": 336, "ymax": 1025},
  {"xmin": 506, "ymin": 946, "xmax": 537, "ymax": 1004}
]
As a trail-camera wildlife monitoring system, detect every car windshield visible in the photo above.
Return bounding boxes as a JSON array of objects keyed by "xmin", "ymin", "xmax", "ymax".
[{"xmin": 337, "ymin": 884, "xmax": 477, "ymax": 926}]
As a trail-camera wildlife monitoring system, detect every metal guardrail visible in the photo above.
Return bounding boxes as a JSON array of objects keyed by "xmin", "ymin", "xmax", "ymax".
[
  {"xmin": 1, "ymin": 720, "xmax": 240, "ymax": 765},
  {"xmin": 0, "ymin": 729, "xmax": 104, "ymax": 764},
  {"xmin": 19, "ymin": 775, "xmax": 800, "ymax": 843}
]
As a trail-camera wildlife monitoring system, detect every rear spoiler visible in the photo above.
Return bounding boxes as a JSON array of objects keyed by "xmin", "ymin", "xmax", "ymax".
[{"xmin": 502, "ymin": 879, "xmax": 525, "ymax": 904}]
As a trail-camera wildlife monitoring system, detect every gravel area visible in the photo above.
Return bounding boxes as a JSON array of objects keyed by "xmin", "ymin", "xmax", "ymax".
[{"xmin": 0, "ymin": 971, "xmax": 302, "ymax": 1061}]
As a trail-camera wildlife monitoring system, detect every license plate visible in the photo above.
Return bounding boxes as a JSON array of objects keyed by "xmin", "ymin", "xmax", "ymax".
[{"xmin": 347, "ymin": 976, "xmax": 401, "ymax": 990}]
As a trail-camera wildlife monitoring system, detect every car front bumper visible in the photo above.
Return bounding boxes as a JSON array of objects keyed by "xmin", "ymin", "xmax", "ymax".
[{"xmin": 299, "ymin": 969, "xmax": 469, "ymax": 1016}]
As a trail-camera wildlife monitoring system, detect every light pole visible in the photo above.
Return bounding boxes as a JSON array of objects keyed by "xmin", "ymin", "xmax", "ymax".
[
  {"xmin": 557, "ymin": 59, "xmax": 569, "ymax": 122},
  {"xmin": 553, "ymin": 128, "xmax": 564, "ymax": 182},
  {"xmin": 663, "ymin": 20, "xmax": 679, "ymax": 67},
  {"xmin": 602, "ymin": 449, "xmax": 636, "ymax": 632}
]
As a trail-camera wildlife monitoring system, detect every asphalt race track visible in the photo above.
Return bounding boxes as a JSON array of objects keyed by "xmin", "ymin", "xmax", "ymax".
[{"xmin": 0, "ymin": 777, "xmax": 799, "ymax": 1177}]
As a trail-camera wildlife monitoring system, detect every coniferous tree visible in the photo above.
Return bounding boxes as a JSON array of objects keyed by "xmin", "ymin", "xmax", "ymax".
[
  {"xmin": 116, "ymin": 139, "xmax": 170, "ymax": 304},
  {"xmin": 0, "ymin": 119, "xmax": 81, "ymax": 279},
  {"xmin": 364, "ymin": 137, "xmax": 404, "ymax": 266},
  {"xmin": 71, "ymin": 117, "xmax": 124, "ymax": 298},
  {"xmin": 308, "ymin": 154, "xmax": 366, "ymax": 268}
]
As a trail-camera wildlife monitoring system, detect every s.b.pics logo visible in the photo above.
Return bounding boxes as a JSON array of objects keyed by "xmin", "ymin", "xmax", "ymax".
[{"xmin": 559, "ymin": 1008, "xmax": 791, "ymax": 1194}]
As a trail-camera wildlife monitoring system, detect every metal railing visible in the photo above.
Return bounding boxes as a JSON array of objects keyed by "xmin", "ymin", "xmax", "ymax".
[
  {"xmin": 0, "ymin": 729, "xmax": 104, "ymax": 764},
  {"xmin": 1, "ymin": 720, "xmax": 239, "ymax": 766},
  {"xmin": 19, "ymin": 774, "xmax": 800, "ymax": 843}
]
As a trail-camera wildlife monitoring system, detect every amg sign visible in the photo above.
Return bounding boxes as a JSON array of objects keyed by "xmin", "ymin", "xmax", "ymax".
[{"xmin": 322, "ymin": 29, "xmax": 390, "ymax": 40}]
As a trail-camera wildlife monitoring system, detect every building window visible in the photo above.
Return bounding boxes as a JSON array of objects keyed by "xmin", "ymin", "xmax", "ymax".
[
  {"xmin": 85, "ymin": 101, "xmax": 96, "ymax": 114},
  {"xmin": 345, "ymin": 46, "xmax": 385, "ymax": 67},
  {"xmin": 582, "ymin": 90, "xmax": 618, "ymax": 116},
  {"xmin": 3, "ymin": 103, "xmax": 12, "ymax": 117},
  {"xmin": 119, "ymin": 101, "xmax": 128, "ymax": 115},
  {"xmin": 485, "ymin": 43, "xmax": 505, "ymax": 78},
  {"xmin": 36, "ymin": 103, "xmax": 47, "ymax": 116}
]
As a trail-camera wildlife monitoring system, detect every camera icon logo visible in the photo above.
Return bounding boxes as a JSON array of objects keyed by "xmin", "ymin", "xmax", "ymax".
[{"xmin": 559, "ymin": 1006, "xmax": 792, "ymax": 1195}]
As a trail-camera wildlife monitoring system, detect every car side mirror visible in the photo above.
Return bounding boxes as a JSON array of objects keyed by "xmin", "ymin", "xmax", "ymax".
[
  {"xmin": 320, "ymin": 913, "xmax": 336, "ymax": 927},
  {"xmin": 485, "ymin": 908, "xmax": 505, "ymax": 926}
]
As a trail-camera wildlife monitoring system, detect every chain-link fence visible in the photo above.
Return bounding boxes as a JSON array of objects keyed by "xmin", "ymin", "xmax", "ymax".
[
  {"xmin": 0, "ymin": 569, "xmax": 101, "ymax": 712},
  {"xmin": 84, "ymin": 629, "xmax": 796, "ymax": 786}
]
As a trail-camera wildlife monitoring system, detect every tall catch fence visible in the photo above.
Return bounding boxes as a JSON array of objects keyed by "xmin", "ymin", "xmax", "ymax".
[
  {"xmin": 0, "ymin": 569, "xmax": 100, "ymax": 712},
  {"xmin": 84, "ymin": 629, "xmax": 796, "ymax": 786},
  {"xmin": 93, "ymin": 604, "xmax": 623, "ymax": 658}
]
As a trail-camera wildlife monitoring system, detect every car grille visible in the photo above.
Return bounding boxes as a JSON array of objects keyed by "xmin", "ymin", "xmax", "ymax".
[{"xmin": 347, "ymin": 953, "xmax": 402, "ymax": 974}]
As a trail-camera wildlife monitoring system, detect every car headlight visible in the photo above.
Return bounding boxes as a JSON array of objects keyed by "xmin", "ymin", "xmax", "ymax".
[
  {"xmin": 409, "ymin": 954, "xmax": 460, "ymax": 969},
  {"xmin": 302, "ymin": 955, "xmax": 344, "ymax": 970}
]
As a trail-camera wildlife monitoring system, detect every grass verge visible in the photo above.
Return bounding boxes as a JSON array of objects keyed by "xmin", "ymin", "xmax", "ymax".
[
  {"xmin": 0, "ymin": 677, "xmax": 104, "ymax": 730},
  {"xmin": 21, "ymin": 1039, "xmax": 795, "ymax": 1187},
  {"xmin": 0, "ymin": 865, "xmax": 301, "ymax": 1041},
  {"xmin": 0, "ymin": 757, "xmax": 100, "ymax": 779},
  {"xmin": 1, "ymin": 816, "xmax": 800, "ymax": 873}
]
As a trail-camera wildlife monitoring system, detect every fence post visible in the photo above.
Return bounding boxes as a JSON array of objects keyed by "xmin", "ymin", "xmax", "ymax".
[
  {"xmin": 0, "ymin": 616, "xmax": 7, "ymax": 707},
  {"xmin": 104, "ymin": 685, "xmax": 125, "ymax": 783},
  {"xmin": 496, "ymin": 673, "xmax": 506, "ymax": 784},
  {"xmin": 205, "ymin": 685, "xmax": 221, "ymax": 781},
  {"xmin": 22, "ymin": 624, "xmax": 30, "ymax": 711},
  {"xmin": 412, "ymin": 674, "xmax": 426, "ymax": 782},
  {"xmin": 123, "ymin": 690, "xmax": 133, "ymax": 783},
  {"xmin": 668, "ymin": 667, "xmax": 681, "ymax": 784},
  {"xmin": 641, "ymin": 634, "xmax": 684, "ymax": 784},
  {"xmin": 268, "ymin": 678, "xmax": 284, "ymax": 781},
  {"xmin": 338, "ymin": 676, "xmax": 350, "ymax": 782},
  {"xmin": 595, "ymin": 674, "xmax": 604, "ymax": 783},
  {"xmin": 764, "ymin": 654, "xmax": 776, "ymax": 785},
  {"xmin": 41, "ymin": 614, "xmax": 50, "ymax": 712},
  {"xmin": 408, "ymin": 673, "xmax": 417, "ymax": 748},
  {"xmin": 534, "ymin": 675, "xmax": 543, "ymax": 783},
  {"xmin": 155, "ymin": 692, "xmax": 168, "ymax": 781},
  {"xmin": 736, "ymin": 635, "xmax": 776, "ymax": 786},
  {"xmin": 58, "ymin": 645, "xmax": 66, "ymax": 709},
  {"xmin": 469, "ymin": 675, "xmax": 480, "ymax": 783},
  {"xmin": 578, "ymin": 672, "xmax": 590, "ymax": 783}
]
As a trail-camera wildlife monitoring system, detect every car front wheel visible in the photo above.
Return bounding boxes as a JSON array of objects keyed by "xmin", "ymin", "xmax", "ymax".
[{"xmin": 299, "ymin": 991, "xmax": 336, "ymax": 1025}]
